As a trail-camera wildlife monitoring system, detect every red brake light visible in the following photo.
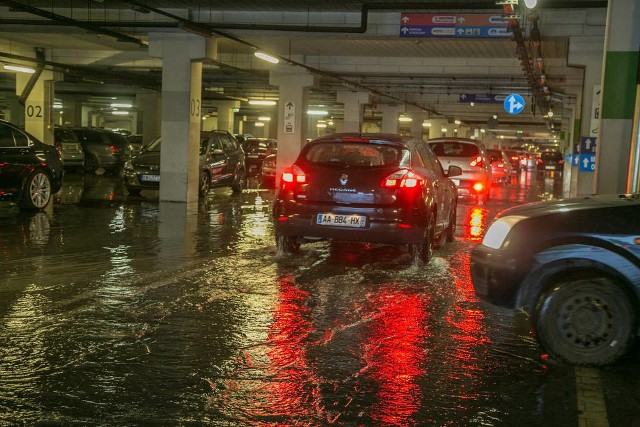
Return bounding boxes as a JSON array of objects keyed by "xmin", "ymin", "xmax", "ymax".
[
  {"xmin": 469, "ymin": 155, "xmax": 483, "ymax": 168},
  {"xmin": 472, "ymin": 182, "xmax": 484, "ymax": 192},
  {"xmin": 109, "ymin": 144, "xmax": 118, "ymax": 154},
  {"xmin": 381, "ymin": 170, "xmax": 424, "ymax": 189},
  {"xmin": 281, "ymin": 165, "xmax": 307, "ymax": 184}
]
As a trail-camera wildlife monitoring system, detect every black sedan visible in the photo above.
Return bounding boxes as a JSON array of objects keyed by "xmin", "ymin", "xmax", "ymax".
[
  {"xmin": 272, "ymin": 133, "xmax": 461, "ymax": 265},
  {"xmin": 470, "ymin": 194, "xmax": 640, "ymax": 366},
  {"xmin": 123, "ymin": 130, "xmax": 246, "ymax": 197},
  {"xmin": 0, "ymin": 119, "xmax": 63, "ymax": 210}
]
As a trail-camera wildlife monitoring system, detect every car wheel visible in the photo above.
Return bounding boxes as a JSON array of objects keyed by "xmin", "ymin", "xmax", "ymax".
[
  {"xmin": 18, "ymin": 170, "xmax": 52, "ymax": 210},
  {"xmin": 232, "ymin": 167, "xmax": 246, "ymax": 193},
  {"xmin": 445, "ymin": 203, "xmax": 457, "ymax": 242},
  {"xmin": 276, "ymin": 234, "xmax": 300, "ymax": 255},
  {"xmin": 409, "ymin": 213, "xmax": 434, "ymax": 266},
  {"xmin": 84, "ymin": 154, "xmax": 99, "ymax": 173},
  {"xmin": 535, "ymin": 273, "xmax": 637, "ymax": 366},
  {"xmin": 199, "ymin": 171, "xmax": 211, "ymax": 197}
]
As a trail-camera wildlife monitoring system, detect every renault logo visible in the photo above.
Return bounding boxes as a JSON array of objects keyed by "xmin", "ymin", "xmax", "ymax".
[{"xmin": 339, "ymin": 174, "xmax": 349, "ymax": 185}]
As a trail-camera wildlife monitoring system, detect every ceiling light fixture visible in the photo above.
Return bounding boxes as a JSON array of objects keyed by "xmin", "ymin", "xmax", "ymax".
[
  {"xmin": 249, "ymin": 100, "xmax": 277, "ymax": 106},
  {"xmin": 523, "ymin": 0, "xmax": 537, "ymax": 8},
  {"xmin": 111, "ymin": 103, "xmax": 132, "ymax": 108},
  {"xmin": 398, "ymin": 115, "xmax": 412, "ymax": 122},
  {"xmin": 255, "ymin": 122, "xmax": 265, "ymax": 127},
  {"xmin": 257, "ymin": 116, "xmax": 271, "ymax": 121},
  {"xmin": 3, "ymin": 64, "xmax": 36, "ymax": 74},
  {"xmin": 307, "ymin": 110, "xmax": 328, "ymax": 116},
  {"xmin": 254, "ymin": 52, "xmax": 280, "ymax": 64}
]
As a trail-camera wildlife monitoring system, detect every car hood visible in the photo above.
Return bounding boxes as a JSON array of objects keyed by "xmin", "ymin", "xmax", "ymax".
[
  {"xmin": 132, "ymin": 151, "xmax": 160, "ymax": 167},
  {"xmin": 496, "ymin": 193, "xmax": 640, "ymax": 220}
]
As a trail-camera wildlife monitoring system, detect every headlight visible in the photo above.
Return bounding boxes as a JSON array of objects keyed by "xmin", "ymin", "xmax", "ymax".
[{"xmin": 482, "ymin": 215, "xmax": 526, "ymax": 249}]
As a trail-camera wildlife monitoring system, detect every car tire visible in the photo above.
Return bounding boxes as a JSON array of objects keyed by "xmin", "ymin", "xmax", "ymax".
[
  {"xmin": 18, "ymin": 170, "xmax": 52, "ymax": 210},
  {"xmin": 199, "ymin": 171, "xmax": 211, "ymax": 197},
  {"xmin": 232, "ymin": 167, "xmax": 246, "ymax": 193},
  {"xmin": 535, "ymin": 273, "xmax": 637, "ymax": 366},
  {"xmin": 276, "ymin": 234, "xmax": 300, "ymax": 255},
  {"xmin": 84, "ymin": 154, "xmax": 99, "ymax": 173},
  {"xmin": 409, "ymin": 213, "xmax": 434, "ymax": 266},
  {"xmin": 445, "ymin": 203, "xmax": 457, "ymax": 242}
]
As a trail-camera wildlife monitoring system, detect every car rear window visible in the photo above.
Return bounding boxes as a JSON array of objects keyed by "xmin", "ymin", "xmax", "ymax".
[
  {"xmin": 305, "ymin": 142, "xmax": 404, "ymax": 167},
  {"xmin": 429, "ymin": 142, "xmax": 479, "ymax": 157},
  {"xmin": 55, "ymin": 128, "xmax": 78, "ymax": 142},
  {"xmin": 541, "ymin": 151, "xmax": 562, "ymax": 160}
]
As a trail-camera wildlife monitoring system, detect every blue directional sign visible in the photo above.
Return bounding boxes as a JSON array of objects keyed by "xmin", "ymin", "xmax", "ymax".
[
  {"xmin": 579, "ymin": 154, "xmax": 596, "ymax": 172},
  {"xmin": 572, "ymin": 154, "xmax": 580, "ymax": 167},
  {"xmin": 504, "ymin": 94, "xmax": 525, "ymax": 115},
  {"xmin": 580, "ymin": 136, "xmax": 597, "ymax": 154}
]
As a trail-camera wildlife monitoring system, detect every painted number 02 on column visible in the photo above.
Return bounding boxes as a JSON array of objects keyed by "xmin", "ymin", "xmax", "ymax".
[{"xmin": 190, "ymin": 98, "xmax": 201, "ymax": 118}]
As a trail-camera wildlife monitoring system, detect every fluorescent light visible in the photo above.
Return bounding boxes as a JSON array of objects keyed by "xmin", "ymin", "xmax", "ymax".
[
  {"xmin": 110, "ymin": 103, "xmax": 132, "ymax": 108},
  {"xmin": 422, "ymin": 122, "xmax": 431, "ymax": 127},
  {"xmin": 398, "ymin": 116, "xmax": 412, "ymax": 122},
  {"xmin": 255, "ymin": 122, "xmax": 265, "ymax": 127},
  {"xmin": 254, "ymin": 52, "xmax": 279, "ymax": 64},
  {"xmin": 257, "ymin": 116, "xmax": 271, "ymax": 121},
  {"xmin": 524, "ymin": 0, "xmax": 537, "ymax": 8},
  {"xmin": 316, "ymin": 123, "xmax": 327, "ymax": 128},
  {"xmin": 3, "ymin": 64, "xmax": 36, "ymax": 74},
  {"xmin": 53, "ymin": 103, "xmax": 63, "ymax": 110},
  {"xmin": 249, "ymin": 100, "xmax": 277, "ymax": 106},
  {"xmin": 454, "ymin": 119, "xmax": 461, "ymax": 125},
  {"xmin": 112, "ymin": 111, "xmax": 129, "ymax": 115},
  {"xmin": 307, "ymin": 110, "xmax": 328, "ymax": 116}
]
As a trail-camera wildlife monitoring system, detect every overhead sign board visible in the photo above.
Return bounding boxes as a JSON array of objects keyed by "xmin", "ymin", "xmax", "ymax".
[
  {"xmin": 400, "ymin": 14, "xmax": 512, "ymax": 38},
  {"xmin": 459, "ymin": 94, "xmax": 505, "ymax": 104}
]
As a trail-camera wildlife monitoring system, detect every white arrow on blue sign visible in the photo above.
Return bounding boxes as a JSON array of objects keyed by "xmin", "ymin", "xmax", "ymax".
[{"xmin": 504, "ymin": 94, "xmax": 525, "ymax": 115}]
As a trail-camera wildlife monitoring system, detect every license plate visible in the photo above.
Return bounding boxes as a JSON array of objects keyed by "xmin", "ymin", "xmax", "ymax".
[
  {"xmin": 451, "ymin": 179, "xmax": 460, "ymax": 186},
  {"xmin": 140, "ymin": 174, "xmax": 160, "ymax": 182},
  {"xmin": 316, "ymin": 213, "xmax": 366, "ymax": 228},
  {"xmin": 545, "ymin": 166, "xmax": 555, "ymax": 170}
]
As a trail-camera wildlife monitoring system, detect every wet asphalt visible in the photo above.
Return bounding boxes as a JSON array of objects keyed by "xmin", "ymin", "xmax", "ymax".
[{"xmin": 1, "ymin": 170, "xmax": 639, "ymax": 426}]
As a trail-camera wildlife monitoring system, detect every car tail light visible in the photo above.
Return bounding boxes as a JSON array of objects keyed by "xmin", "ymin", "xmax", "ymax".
[
  {"xmin": 281, "ymin": 165, "xmax": 307, "ymax": 184},
  {"xmin": 381, "ymin": 169, "xmax": 424, "ymax": 189},
  {"xmin": 496, "ymin": 162, "xmax": 505, "ymax": 169},
  {"xmin": 558, "ymin": 160, "xmax": 565, "ymax": 166},
  {"xmin": 472, "ymin": 182, "xmax": 485, "ymax": 193},
  {"xmin": 469, "ymin": 155, "xmax": 483, "ymax": 168},
  {"xmin": 109, "ymin": 144, "xmax": 118, "ymax": 154},
  {"xmin": 537, "ymin": 158, "xmax": 543, "ymax": 166}
]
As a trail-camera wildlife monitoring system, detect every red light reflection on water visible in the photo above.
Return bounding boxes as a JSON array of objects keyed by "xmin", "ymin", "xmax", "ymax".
[
  {"xmin": 463, "ymin": 207, "xmax": 488, "ymax": 241},
  {"xmin": 445, "ymin": 254, "xmax": 492, "ymax": 399},
  {"xmin": 363, "ymin": 289, "xmax": 430, "ymax": 426},
  {"xmin": 264, "ymin": 275, "xmax": 321, "ymax": 418}
]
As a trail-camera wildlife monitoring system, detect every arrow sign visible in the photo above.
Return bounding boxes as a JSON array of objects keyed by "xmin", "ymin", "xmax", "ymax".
[
  {"xmin": 504, "ymin": 94, "xmax": 525, "ymax": 115},
  {"xmin": 580, "ymin": 136, "xmax": 597, "ymax": 154}
]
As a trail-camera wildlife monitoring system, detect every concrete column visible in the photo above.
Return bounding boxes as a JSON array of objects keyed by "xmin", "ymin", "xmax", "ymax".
[
  {"xmin": 595, "ymin": 0, "xmax": 640, "ymax": 194},
  {"xmin": 377, "ymin": 104, "xmax": 405, "ymax": 134},
  {"xmin": 212, "ymin": 100, "xmax": 240, "ymax": 133},
  {"xmin": 149, "ymin": 33, "xmax": 217, "ymax": 203},
  {"xmin": 336, "ymin": 91, "xmax": 369, "ymax": 133},
  {"xmin": 269, "ymin": 66, "xmax": 314, "ymax": 186},
  {"xmin": 429, "ymin": 119, "xmax": 447, "ymax": 139},
  {"xmin": 16, "ymin": 69, "xmax": 62, "ymax": 144},
  {"xmin": 568, "ymin": 36, "xmax": 605, "ymax": 195},
  {"xmin": 136, "ymin": 92, "xmax": 161, "ymax": 144},
  {"xmin": 408, "ymin": 110, "xmax": 427, "ymax": 139}
]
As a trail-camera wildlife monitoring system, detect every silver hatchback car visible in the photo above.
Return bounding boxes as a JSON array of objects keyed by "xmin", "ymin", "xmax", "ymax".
[{"xmin": 428, "ymin": 137, "xmax": 493, "ymax": 203}]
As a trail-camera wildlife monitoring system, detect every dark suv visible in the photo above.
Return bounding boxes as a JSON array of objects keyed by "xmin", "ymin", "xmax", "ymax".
[
  {"xmin": 471, "ymin": 194, "xmax": 640, "ymax": 366},
  {"xmin": 123, "ymin": 130, "xmax": 246, "ymax": 197},
  {"xmin": 71, "ymin": 127, "xmax": 129, "ymax": 173},
  {"xmin": 0, "ymin": 119, "xmax": 64, "ymax": 210}
]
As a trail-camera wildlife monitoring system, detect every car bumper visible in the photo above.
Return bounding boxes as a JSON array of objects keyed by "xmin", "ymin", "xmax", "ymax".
[
  {"xmin": 470, "ymin": 244, "xmax": 523, "ymax": 308},
  {"xmin": 123, "ymin": 171, "xmax": 160, "ymax": 190}
]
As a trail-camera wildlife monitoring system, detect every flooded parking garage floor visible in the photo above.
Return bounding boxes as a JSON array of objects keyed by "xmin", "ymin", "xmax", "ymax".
[{"xmin": 1, "ymin": 170, "xmax": 640, "ymax": 426}]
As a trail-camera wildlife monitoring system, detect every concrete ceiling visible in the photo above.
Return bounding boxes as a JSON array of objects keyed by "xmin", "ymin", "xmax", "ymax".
[{"xmin": 0, "ymin": 0, "xmax": 608, "ymax": 145}]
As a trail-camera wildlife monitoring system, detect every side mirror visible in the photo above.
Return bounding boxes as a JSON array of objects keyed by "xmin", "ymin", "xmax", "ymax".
[{"xmin": 447, "ymin": 165, "xmax": 462, "ymax": 177}]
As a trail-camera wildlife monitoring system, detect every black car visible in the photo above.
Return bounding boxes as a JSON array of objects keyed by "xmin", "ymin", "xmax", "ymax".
[
  {"xmin": 537, "ymin": 150, "xmax": 564, "ymax": 172},
  {"xmin": 0, "ymin": 119, "xmax": 64, "ymax": 210},
  {"xmin": 123, "ymin": 130, "xmax": 246, "ymax": 197},
  {"xmin": 272, "ymin": 133, "xmax": 461, "ymax": 265},
  {"xmin": 243, "ymin": 138, "xmax": 277, "ymax": 175},
  {"xmin": 71, "ymin": 127, "xmax": 129, "ymax": 173},
  {"xmin": 470, "ymin": 194, "xmax": 640, "ymax": 366}
]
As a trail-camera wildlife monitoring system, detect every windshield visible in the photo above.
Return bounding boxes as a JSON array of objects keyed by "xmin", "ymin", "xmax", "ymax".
[{"xmin": 305, "ymin": 142, "xmax": 404, "ymax": 167}]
